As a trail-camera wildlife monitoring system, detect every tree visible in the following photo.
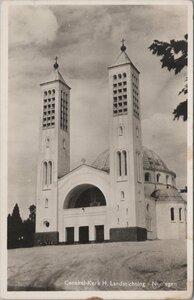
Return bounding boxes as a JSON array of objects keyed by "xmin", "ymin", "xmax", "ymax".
[
  {"xmin": 29, "ymin": 204, "xmax": 36, "ymax": 223},
  {"xmin": 149, "ymin": 34, "xmax": 188, "ymax": 121},
  {"xmin": 23, "ymin": 205, "xmax": 36, "ymax": 246},
  {"xmin": 23, "ymin": 205, "xmax": 36, "ymax": 247},
  {"xmin": 7, "ymin": 203, "xmax": 23, "ymax": 249},
  {"xmin": 7, "ymin": 203, "xmax": 36, "ymax": 249},
  {"xmin": 7, "ymin": 214, "xmax": 13, "ymax": 249}
]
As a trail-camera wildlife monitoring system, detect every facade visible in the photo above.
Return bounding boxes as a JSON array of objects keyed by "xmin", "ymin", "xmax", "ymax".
[{"xmin": 35, "ymin": 44, "xmax": 187, "ymax": 246}]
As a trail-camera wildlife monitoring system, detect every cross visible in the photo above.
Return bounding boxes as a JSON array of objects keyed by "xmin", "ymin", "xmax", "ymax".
[
  {"xmin": 53, "ymin": 56, "xmax": 59, "ymax": 70},
  {"xmin": 121, "ymin": 38, "xmax": 126, "ymax": 45},
  {"xmin": 120, "ymin": 38, "xmax": 127, "ymax": 52}
]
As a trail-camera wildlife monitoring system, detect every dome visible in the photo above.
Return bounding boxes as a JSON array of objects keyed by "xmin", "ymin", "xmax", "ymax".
[
  {"xmin": 143, "ymin": 146, "xmax": 172, "ymax": 173},
  {"xmin": 151, "ymin": 188, "xmax": 185, "ymax": 202},
  {"xmin": 92, "ymin": 146, "xmax": 175, "ymax": 175},
  {"xmin": 92, "ymin": 149, "xmax": 110, "ymax": 172}
]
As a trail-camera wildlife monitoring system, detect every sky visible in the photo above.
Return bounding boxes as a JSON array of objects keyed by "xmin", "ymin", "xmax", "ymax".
[{"xmin": 8, "ymin": 4, "xmax": 188, "ymax": 219}]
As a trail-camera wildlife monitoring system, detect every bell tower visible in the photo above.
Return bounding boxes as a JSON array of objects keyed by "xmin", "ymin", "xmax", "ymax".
[
  {"xmin": 35, "ymin": 58, "xmax": 70, "ymax": 245},
  {"xmin": 108, "ymin": 40, "xmax": 147, "ymax": 241}
]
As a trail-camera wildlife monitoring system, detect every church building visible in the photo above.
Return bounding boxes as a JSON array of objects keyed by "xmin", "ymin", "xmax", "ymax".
[{"xmin": 35, "ymin": 41, "xmax": 187, "ymax": 245}]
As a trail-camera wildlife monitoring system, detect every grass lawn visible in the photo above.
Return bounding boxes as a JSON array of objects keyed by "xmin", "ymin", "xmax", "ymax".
[{"xmin": 8, "ymin": 240, "xmax": 187, "ymax": 291}]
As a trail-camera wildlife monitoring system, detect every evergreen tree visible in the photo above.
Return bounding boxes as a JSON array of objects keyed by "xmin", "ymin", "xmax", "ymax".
[
  {"xmin": 7, "ymin": 214, "xmax": 13, "ymax": 249},
  {"xmin": 7, "ymin": 204, "xmax": 36, "ymax": 249},
  {"xmin": 149, "ymin": 34, "xmax": 188, "ymax": 121},
  {"xmin": 29, "ymin": 204, "xmax": 36, "ymax": 224},
  {"xmin": 7, "ymin": 203, "xmax": 23, "ymax": 249},
  {"xmin": 23, "ymin": 205, "xmax": 36, "ymax": 247}
]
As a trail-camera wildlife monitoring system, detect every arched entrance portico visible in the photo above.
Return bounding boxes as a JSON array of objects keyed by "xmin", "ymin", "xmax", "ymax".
[
  {"xmin": 58, "ymin": 165, "xmax": 110, "ymax": 243},
  {"xmin": 64, "ymin": 184, "xmax": 107, "ymax": 209},
  {"xmin": 63, "ymin": 184, "xmax": 107, "ymax": 244}
]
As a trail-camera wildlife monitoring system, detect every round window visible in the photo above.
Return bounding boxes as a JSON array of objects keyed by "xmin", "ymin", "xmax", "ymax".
[{"xmin": 43, "ymin": 221, "xmax": 50, "ymax": 228}]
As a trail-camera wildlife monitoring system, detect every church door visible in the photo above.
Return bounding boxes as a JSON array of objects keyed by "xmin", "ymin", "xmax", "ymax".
[
  {"xmin": 79, "ymin": 226, "xmax": 89, "ymax": 244},
  {"xmin": 95, "ymin": 225, "xmax": 104, "ymax": 242},
  {"xmin": 66, "ymin": 227, "xmax": 74, "ymax": 244}
]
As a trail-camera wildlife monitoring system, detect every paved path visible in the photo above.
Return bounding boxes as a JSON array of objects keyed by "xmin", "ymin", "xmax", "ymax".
[{"xmin": 8, "ymin": 240, "xmax": 187, "ymax": 291}]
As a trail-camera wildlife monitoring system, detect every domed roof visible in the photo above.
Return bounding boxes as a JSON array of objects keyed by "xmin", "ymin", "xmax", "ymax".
[
  {"xmin": 151, "ymin": 188, "xmax": 185, "ymax": 202},
  {"xmin": 92, "ymin": 149, "xmax": 110, "ymax": 172},
  {"xmin": 143, "ymin": 146, "xmax": 170, "ymax": 172},
  {"xmin": 92, "ymin": 146, "xmax": 175, "ymax": 175}
]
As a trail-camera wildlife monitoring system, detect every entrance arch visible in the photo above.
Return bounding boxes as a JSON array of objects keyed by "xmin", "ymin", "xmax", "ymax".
[
  {"xmin": 63, "ymin": 184, "xmax": 107, "ymax": 209},
  {"xmin": 58, "ymin": 165, "xmax": 110, "ymax": 243}
]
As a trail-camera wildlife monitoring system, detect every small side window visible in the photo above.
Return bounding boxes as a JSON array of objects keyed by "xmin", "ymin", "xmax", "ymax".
[
  {"xmin": 170, "ymin": 207, "xmax": 175, "ymax": 221},
  {"xmin": 45, "ymin": 198, "xmax": 48, "ymax": 208},
  {"xmin": 121, "ymin": 191, "xmax": 125, "ymax": 199},
  {"xmin": 156, "ymin": 173, "xmax": 161, "ymax": 183},
  {"xmin": 43, "ymin": 220, "xmax": 50, "ymax": 227},
  {"xmin": 136, "ymin": 126, "xmax": 139, "ymax": 138},
  {"xmin": 179, "ymin": 208, "xmax": 182, "ymax": 221},
  {"xmin": 118, "ymin": 125, "xmax": 124, "ymax": 136},
  {"xmin": 46, "ymin": 137, "xmax": 50, "ymax": 148},
  {"xmin": 145, "ymin": 172, "xmax": 151, "ymax": 182}
]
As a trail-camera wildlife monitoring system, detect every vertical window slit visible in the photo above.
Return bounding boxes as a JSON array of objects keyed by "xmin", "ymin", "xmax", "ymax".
[
  {"xmin": 170, "ymin": 207, "xmax": 175, "ymax": 221},
  {"xmin": 117, "ymin": 151, "xmax": 122, "ymax": 176}
]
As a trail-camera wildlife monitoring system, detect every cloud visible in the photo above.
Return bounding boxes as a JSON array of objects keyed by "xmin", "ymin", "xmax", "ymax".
[
  {"xmin": 142, "ymin": 113, "xmax": 187, "ymax": 188},
  {"xmin": 7, "ymin": 4, "xmax": 189, "ymax": 217},
  {"xmin": 9, "ymin": 6, "xmax": 59, "ymax": 47},
  {"xmin": 93, "ymin": 12, "xmax": 113, "ymax": 39},
  {"xmin": 70, "ymin": 78, "xmax": 109, "ymax": 168}
]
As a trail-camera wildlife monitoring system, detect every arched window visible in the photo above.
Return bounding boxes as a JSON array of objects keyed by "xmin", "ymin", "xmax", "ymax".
[
  {"xmin": 45, "ymin": 198, "xmax": 48, "ymax": 208},
  {"xmin": 123, "ymin": 72, "xmax": 127, "ymax": 78},
  {"xmin": 43, "ymin": 161, "xmax": 47, "ymax": 186},
  {"xmin": 146, "ymin": 203, "xmax": 150, "ymax": 212},
  {"xmin": 156, "ymin": 173, "xmax": 161, "ymax": 183},
  {"xmin": 121, "ymin": 191, "xmax": 125, "ymax": 199},
  {"xmin": 179, "ymin": 208, "xmax": 182, "ymax": 221},
  {"xmin": 118, "ymin": 74, "xmax": 122, "ymax": 79},
  {"xmin": 145, "ymin": 172, "xmax": 151, "ymax": 182},
  {"xmin": 166, "ymin": 175, "xmax": 169, "ymax": 185},
  {"xmin": 48, "ymin": 161, "xmax": 52, "ymax": 185},
  {"xmin": 113, "ymin": 75, "xmax": 117, "ymax": 80},
  {"xmin": 118, "ymin": 125, "xmax": 124, "ymax": 136},
  {"xmin": 117, "ymin": 151, "xmax": 122, "ymax": 176},
  {"xmin": 170, "ymin": 207, "xmax": 175, "ymax": 221},
  {"xmin": 123, "ymin": 150, "xmax": 127, "ymax": 176}
]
